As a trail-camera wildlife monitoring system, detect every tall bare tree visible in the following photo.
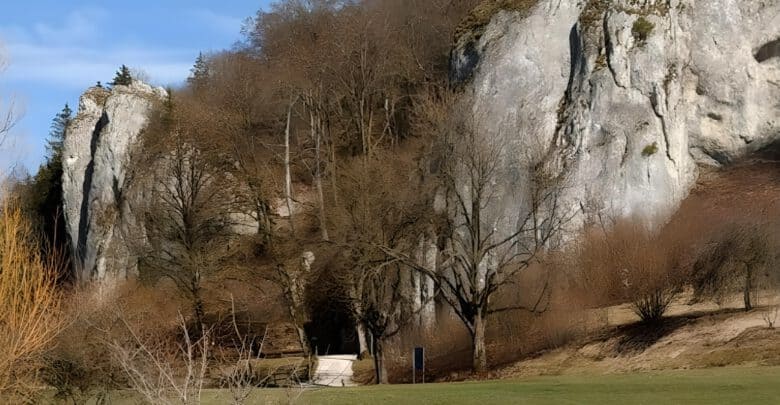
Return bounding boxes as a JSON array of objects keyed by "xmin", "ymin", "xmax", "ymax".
[
  {"xmin": 360, "ymin": 262, "xmax": 424, "ymax": 384},
  {"xmin": 136, "ymin": 96, "xmax": 241, "ymax": 335},
  {"xmin": 0, "ymin": 50, "xmax": 19, "ymax": 150},
  {"xmin": 380, "ymin": 93, "xmax": 573, "ymax": 373}
]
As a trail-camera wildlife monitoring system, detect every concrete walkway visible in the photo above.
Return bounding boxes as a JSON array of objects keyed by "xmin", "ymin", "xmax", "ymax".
[{"xmin": 312, "ymin": 355, "xmax": 358, "ymax": 387}]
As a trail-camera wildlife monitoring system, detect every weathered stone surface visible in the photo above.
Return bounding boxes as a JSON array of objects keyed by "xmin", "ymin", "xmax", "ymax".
[
  {"xmin": 63, "ymin": 80, "xmax": 260, "ymax": 284},
  {"xmin": 62, "ymin": 81, "xmax": 165, "ymax": 282},
  {"xmin": 452, "ymin": 0, "xmax": 780, "ymax": 233}
]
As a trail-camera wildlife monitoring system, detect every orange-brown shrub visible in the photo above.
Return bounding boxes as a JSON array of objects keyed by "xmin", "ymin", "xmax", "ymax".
[
  {"xmin": 380, "ymin": 257, "xmax": 605, "ymax": 381},
  {"xmin": 691, "ymin": 220, "xmax": 779, "ymax": 310},
  {"xmin": 386, "ymin": 310, "xmax": 473, "ymax": 383},
  {"xmin": 43, "ymin": 282, "xmax": 184, "ymax": 402},
  {"xmin": 0, "ymin": 203, "xmax": 63, "ymax": 401},
  {"xmin": 571, "ymin": 219, "xmax": 691, "ymax": 323}
]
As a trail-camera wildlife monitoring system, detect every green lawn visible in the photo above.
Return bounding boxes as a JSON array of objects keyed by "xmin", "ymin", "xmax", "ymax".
[
  {"xmin": 202, "ymin": 366, "xmax": 780, "ymax": 405},
  {"xmin": 75, "ymin": 366, "xmax": 780, "ymax": 404}
]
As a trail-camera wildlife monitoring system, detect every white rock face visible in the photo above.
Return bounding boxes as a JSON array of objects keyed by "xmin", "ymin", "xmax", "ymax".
[
  {"xmin": 62, "ymin": 81, "xmax": 166, "ymax": 282},
  {"xmin": 452, "ymin": 0, "xmax": 780, "ymax": 233}
]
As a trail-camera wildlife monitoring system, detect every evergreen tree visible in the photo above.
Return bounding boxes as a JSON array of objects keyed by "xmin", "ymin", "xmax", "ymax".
[
  {"xmin": 46, "ymin": 103, "xmax": 72, "ymax": 160},
  {"xmin": 187, "ymin": 52, "xmax": 210, "ymax": 89},
  {"xmin": 111, "ymin": 64, "xmax": 133, "ymax": 86},
  {"xmin": 16, "ymin": 104, "xmax": 74, "ymax": 283}
]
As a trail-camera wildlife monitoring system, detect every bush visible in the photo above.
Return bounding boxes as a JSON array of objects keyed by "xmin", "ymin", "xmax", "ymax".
[
  {"xmin": 42, "ymin": 283, "xmax": 184, "ymax": 402},
  {"xmin": 0, "ymin": 202, "xmax": 63, "ymax": 401},
  {"xmin": 632, "ymin": 17, "xmax": 655, "ymax": 44},
  {"xmin": 573, "ymin": 219, "xmax": 687, "ymax": 324},
  {"xmin": 691, "ymin": 221, "xmax": 777, "ymax": 311},
  {"xmin": 388, "ymin": 313, "xmax": 473, "ymax": 383},
  {"xmin": 455, "ymin": 0, "xmax": 541, "ymax": 43},
  {"xmin": 642, "ymin": 142, "xmax": 658, "ymax": 157}
]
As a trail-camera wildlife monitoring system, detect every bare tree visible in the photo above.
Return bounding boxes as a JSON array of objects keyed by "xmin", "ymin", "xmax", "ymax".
[
  {"xmin": 219, "ymin": 298, "xmax": 265, "ymax": 405},
  {"xmin": 360, "ymin": 261, "xmax": 426, "ymax": 384},
  {"xmin": 283, "ymin": 97, "xmax": 297, "ymax": 237},
  {"xmin": 693, "ymin": 221, "xmax": 777, "ymax": 311},
  {"xmin": 379, "ymin": 93, "xmax": 573, "ymax": 373},
  {"xmin": 203, "ymin": 53, "xmax": 281, "ymax": 247},
  {"xmin": 108, "ymin": 314, "xmax": 210, "ymax": 405},
  {"xmin": 328, "ymin": 149, "xmax": 432, "ymax": 358},
  {"xmin": 0, "ymin": 49, "xmax": 19, "ymax": 150},
  {"xmin": 136, "ymin": 97, "xmax": 242, "ymax": 335},
  {"xmin": 271, "ymin": 250, "xmax": 315, "ymax": 356}
]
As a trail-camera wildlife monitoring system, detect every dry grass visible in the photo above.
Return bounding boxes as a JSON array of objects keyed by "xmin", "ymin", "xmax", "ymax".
[
  {"xmin": 351, "ymin": 357, "xmax": 376, "ymax": 385},
  {"xmin": 454, "ymin": 0, "xmax": 540, "ymax": 44},
  {"xmin": 0, "ymin": 202, "xmax": 63, "ymax": 401}
]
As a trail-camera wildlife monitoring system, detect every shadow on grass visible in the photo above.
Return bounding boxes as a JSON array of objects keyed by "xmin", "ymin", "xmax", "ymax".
[{"xmin": 611, "ymin": 307, "xmax": 748, "ymax": 355}]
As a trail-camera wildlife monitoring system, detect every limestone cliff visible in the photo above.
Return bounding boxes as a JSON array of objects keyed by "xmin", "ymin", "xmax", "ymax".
[
  {"xmin": 452, "ymin": 0, "xmax": 780, "ymax": 232},
  {"xmin": 62, "ymin": 81, "xmax": 166, "ymax": 282}
]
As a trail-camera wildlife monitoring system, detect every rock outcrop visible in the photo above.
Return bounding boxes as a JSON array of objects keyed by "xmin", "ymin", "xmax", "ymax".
[
  {"xmin": 452, "ymin": 0, "xmax": 780, "ymax": 232},
  {"xmin": 62, "ymin": 81, "xmax": 166, "ymax": 282}
]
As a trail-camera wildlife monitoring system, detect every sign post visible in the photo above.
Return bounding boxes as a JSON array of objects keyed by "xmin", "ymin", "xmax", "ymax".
[{"xmin": 413, "ymin": 347, "xmax": 424, "ymax": 384}]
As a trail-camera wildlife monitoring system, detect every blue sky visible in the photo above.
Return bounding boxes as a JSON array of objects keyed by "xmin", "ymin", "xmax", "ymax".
[{"xmin": 0, "ymin": 1, "xmax": 270, "ymax": 173}]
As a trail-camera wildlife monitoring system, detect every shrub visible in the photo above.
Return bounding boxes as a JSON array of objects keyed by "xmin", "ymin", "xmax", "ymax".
[
  {"xmin": 388, "ymin": 313, "xmax": 473, "ymax": 382},
  {"xmin": 108, "ymin": 314, "xmax": 211, "ymax": 405},
  {"xmin": 691, "ymin": 221, "xmax": 777, "ymax": 311},
  {"xmin": 0, "ymin": 202, "xmax": 63, "ymax": 401},
  {"xmin": 455, "ymin": 0, "xmax": 541, "ymax": 43},
  {"xmin": 42, "ymin": 283, "xmax": 185, "ymax": 402},
  {"xmin": 642, "ymin": 142, "xmax": 658, "ymax": 157},
  {"xmin": 573, "ymin": 219, "xmax": 687, "ymax": 324},
  {"xmin": 763, "ymin": 307, "xmax": 778, "ymax": 329},
  {"xmin": 632, "ymin": 17, "xmax": 655, "ymax": 45}
]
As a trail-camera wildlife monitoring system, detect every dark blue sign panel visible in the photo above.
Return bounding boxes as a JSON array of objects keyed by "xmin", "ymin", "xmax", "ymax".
[{"xmin": 414, "ymin": 347, "xmax": 424, "ymax": 371}]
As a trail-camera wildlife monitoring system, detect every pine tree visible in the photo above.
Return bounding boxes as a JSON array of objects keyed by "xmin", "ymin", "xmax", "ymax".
[
  {"xmin": 111, "ymin": 64, "xmax": 133, "ymax": 86},
  {"xmin": 15, "ymin": 104, "xmax": 75, "ymax": 282},
  {"xmin": 187, "ymin": 52, "xmax": 210, "ymax": 89},
  {"xmin": 46, "ymin": 103, "xmax": 72, "ymax": 160}
]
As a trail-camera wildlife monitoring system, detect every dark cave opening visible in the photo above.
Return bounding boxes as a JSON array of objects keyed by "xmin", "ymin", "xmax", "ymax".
[
  {"xmin": 754, "ymin": 138, "xmax": 780, "ymax": 161},
  {"xmin": 755, "ymin": 38, "xmax": 780, "ymax": 63},
  {"xmin": 304, "ymin": 302, "xmax": 359, "ymax": 356}
]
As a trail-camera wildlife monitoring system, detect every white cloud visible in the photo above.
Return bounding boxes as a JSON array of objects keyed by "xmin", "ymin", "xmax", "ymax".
[
  {"xmin": 31, "ymin": 8, "xmax": 108, "ymax": 45},
  {"xmin": 0, "ymin": 7, "xmax": 198, "ymax": 89},
  {"xmin": 2, "ymin": 43, "xmax": 193, "ymax": 88}
]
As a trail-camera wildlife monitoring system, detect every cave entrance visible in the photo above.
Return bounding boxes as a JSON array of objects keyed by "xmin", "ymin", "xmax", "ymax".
[
  {"xmin": 303, "ymin": 255, "xmax": 361, "ymax": 355},
  {"xmin": 304, "ymin": 302, "xmax": 359, "ymax": 356},
  {"xmin": 755, "ymin": 38, "xmax": 780, "ymax": 63}
]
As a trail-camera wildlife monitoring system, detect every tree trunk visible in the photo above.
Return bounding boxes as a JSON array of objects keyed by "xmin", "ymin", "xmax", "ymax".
[
  {"xmin": 284, "ymin": 99, "xmax": 295, "ymax": 237},
  {"xmin": 193, "ymin": 295, "xmax": 205, "ymax": 337},
  {"xmin": 313, "ymin": 115, "xmax": 329, "ymax": 241},
  {"xmin": 295, "ymin": 324, "xmax": 310, "ymax": 356},
  {"xmin": 374, "ymin": 339, "xmax": 388, "ymax": 384},
  {"xmin": 356, "ymin": 322, "xmax": 369, "ymax": 358},
  {"xmin": 472, "ymin": 313, "xmax": 488, "ymax": 374},
  {"xmin": 286, "ymin": 284, "xmax": 310, "ymax": 356},
  {"xmin": 744, "ymin": 267, "xmax": 753, "ymax": 311}
]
